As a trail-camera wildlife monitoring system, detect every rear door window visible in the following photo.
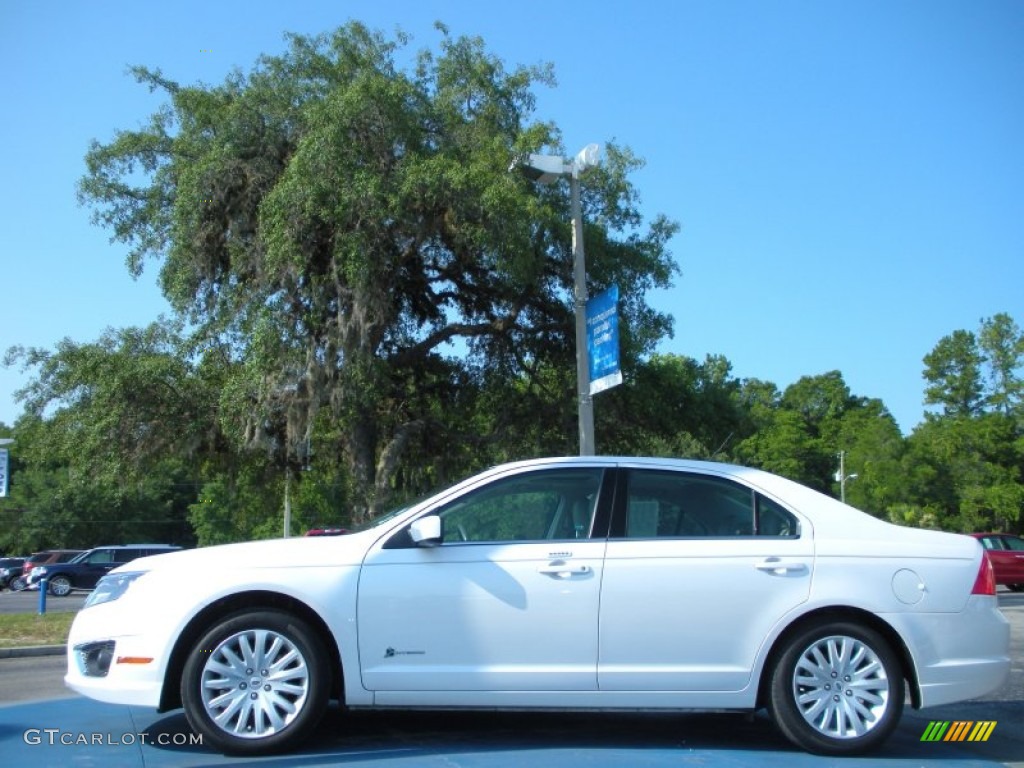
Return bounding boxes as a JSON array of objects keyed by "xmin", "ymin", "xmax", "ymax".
[
  {"xmin": 86, "ymin": 549, "xmax": 114, "ymax": 565},
  {"xmin": 620, "ymin": 469, "xmax": 798, "ymax": 538}
]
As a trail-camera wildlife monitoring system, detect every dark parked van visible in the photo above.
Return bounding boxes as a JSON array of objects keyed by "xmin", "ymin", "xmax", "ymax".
[{"xmin": 28, "ymin": 544, "xmax": 181, "ymax": 596}]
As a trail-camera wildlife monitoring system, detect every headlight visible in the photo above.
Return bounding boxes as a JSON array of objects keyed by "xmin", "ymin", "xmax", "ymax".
[{"xmin": 84, "ymin": 571, "xmax": 146, "ymax": 609}]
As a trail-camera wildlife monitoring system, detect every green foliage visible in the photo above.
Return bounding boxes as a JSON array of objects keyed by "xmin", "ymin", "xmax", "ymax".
[
  {"xmin": 5, "ymin": 311, "xmax": 1024, "ymax": 546},
  {"xmin": 733, "ymin": 371, "xmax": 903, "ymax": 501},
  {"xmin": 886, "ymin": 503, "xmax": 943, "ymax": 530},
  {"xmin": 599, "ymin": 353, "xmax": 746, "ymax": 459},
  {"xmin": 836, "ymin": 401, "xmax": 905, "ymax": 515},
  {"xmin": 901, "ymin": 314, "xmax": 1024, "ymax": 532},
  {"xmin": 903, "ymin": 412, "xmax": 1023, "ymax": 532},
  {"xmin": 923, "ymin": 330, "xmax": 985, "ymax": 417},
  {"xmin": 979, "ymin": 313, "xmax": 1024, "ymax": 415}
]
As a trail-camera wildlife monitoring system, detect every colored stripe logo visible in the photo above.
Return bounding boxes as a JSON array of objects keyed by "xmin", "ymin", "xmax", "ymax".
[{"xmin": 921, "ymin": 721, "xmax": 996, "ymax": 742}]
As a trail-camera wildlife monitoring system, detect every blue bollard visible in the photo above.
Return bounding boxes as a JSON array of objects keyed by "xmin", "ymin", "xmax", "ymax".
[{"xmin": 38, "ymin": 577, "xmax": 47, "ymax": 615}]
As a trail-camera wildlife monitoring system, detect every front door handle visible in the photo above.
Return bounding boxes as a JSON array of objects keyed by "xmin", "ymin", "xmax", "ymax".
[
  {"xmin": 755, "ymin": 557, "xmax": 808, "ymax": 576},
  {"xmin": 538, "ymin": 562, "xmax": 591, "ymax": 578}
]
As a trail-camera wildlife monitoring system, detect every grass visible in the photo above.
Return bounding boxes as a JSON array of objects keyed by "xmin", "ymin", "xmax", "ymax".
[{"xmin": 0, "ymin": 612, "xmax": 74, "ymax": 648}]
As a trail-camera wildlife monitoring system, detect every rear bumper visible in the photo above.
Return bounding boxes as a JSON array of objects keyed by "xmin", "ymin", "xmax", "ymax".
[{"xmin": 886, "ymin": 595, "xmax": 1010, "ymax": 708}]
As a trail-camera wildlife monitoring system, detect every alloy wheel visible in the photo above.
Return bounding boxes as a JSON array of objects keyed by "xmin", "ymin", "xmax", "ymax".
[
  {"xmin": 199, "ymin": 628, "xmax": 311, "ymax": 739},
  {"xmin": 791, "ymin": 634, "xmax": 891, "ymax": 739}
]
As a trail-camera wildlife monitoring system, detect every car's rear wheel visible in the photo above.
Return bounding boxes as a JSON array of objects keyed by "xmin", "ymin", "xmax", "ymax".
[
  {"xmin": 768, "ymin": 620, "xmax": 904, "ymax": 755},
  {"xmin": 47, "ymin": 575, "xmax": 72, "ymax": 596},
  {"xmin": 181, "ymin": 609, "xmax": 329, "ymax": 755},
  {"xmin": 9, "ymin": 577, "xmax": 27, "ymax": 592}
]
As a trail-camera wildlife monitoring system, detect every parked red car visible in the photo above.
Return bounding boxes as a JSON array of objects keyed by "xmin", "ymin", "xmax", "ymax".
[
  {"xmin": 971, "ymin": 533, "xmax": 1024, "ymax": 592},
  {"xmin": 10, "ymin": 549, "xmax": 85, "ymax": 590},
  {"xmin": 303, "ymin": 527, "xmax": 350, "ymax": 536},
  {"xmin": 21, "ymin": 549, "xmax": 85, "ymax": 579}
]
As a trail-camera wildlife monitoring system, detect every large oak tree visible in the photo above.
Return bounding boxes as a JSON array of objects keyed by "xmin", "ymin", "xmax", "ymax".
[{"xmin": 78, "ymin": 23, "xmax": 678, "ymax": 520}]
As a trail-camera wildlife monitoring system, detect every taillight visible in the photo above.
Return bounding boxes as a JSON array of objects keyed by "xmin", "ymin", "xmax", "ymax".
[{"xmin": 971, "ymin": 551, "xmax": 996, "ymax": 596}]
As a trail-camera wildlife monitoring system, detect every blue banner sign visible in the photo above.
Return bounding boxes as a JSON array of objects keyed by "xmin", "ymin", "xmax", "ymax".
[
  {"xmin": 0, "ymin": 449, "xmax": 8, "ymax": 498},
  {"xmin": 586, "ymin": 285, "xmax": 622, "ymax": 395}
]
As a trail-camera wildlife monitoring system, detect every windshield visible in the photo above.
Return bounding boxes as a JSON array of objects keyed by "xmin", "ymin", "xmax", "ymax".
[
  {"xmin": 350, "ymin": 470, "xmax": 489, "ymax": 533},
  {"xmin": 351, "ymin": 504, "xmax": 412, "ymax": 533}
]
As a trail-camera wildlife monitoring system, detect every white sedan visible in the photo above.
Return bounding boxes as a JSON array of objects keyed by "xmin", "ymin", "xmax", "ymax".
[{"xmin": 65, "ymin": 457, "xmax": 1010, "ymax": 756}]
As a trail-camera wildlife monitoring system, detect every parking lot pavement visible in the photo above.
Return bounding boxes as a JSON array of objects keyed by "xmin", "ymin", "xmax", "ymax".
[
  {"xmin": 0, "ymin": 698, "xmax": 1018, "ymax": 768},
  {"xmin": 0, "ymin": 590, "xmax": 87, "ymax": 614}
]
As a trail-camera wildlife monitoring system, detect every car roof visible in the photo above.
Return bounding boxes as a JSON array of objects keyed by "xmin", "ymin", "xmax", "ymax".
[
  {"xmin": 85, "ymin": 544, "xmax": 181, "ymax": 550},
  {"xmin": 483, "ymin": 455, "xmax": 834, "ymax": 503},
  {"xmin": 29, "ymin": 549, "xmax": 84, "ymax": 556}
]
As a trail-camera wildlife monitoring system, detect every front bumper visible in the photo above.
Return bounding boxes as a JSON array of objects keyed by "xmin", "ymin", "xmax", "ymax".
[{"xmin": 64, "ymin": 603, "xmax": 171, "ymax": 708}]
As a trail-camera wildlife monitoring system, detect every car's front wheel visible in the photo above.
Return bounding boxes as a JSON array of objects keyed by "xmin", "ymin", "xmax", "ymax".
[
  {"xmin": 768, "ymin": 620, "xmax": 904, "ymax": 755},
  {"xmin": 47, "ymin": 575, "xmax": 73, "ymax": 596},
  {"xmin": 181, "ymin": 609, "xmax": 329, "ymax": 755}
]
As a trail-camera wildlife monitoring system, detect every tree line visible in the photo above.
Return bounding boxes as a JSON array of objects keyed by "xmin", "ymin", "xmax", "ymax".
[
  {"xmin": 1, "ymin": 23, "xmax": 1021, "ymax": 552},
  {"xmin": 3, "ymin": 311, "xmax": 1020, "ymax": 552}
]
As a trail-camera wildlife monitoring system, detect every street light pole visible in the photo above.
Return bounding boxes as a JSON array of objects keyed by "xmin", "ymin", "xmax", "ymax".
[
  {"xmin": 569, "ymin": 169, "xmax": 595, "ymax": 455},
  {"xmin": 514, "ymin": 144, "xmax": 600, "ymax": 456},
  {"xmin": 283, "ymin": 466, "xmax": 292, "ymax": 538},
  {"xmin": 836, "ymin": 450, "xmax": 858, "ymax": 503}
]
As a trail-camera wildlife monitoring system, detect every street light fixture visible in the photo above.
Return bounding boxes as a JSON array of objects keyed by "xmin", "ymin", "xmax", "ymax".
[{"xmin": 513, "ymin": 144, "xmax": 601, "ymax": 455}]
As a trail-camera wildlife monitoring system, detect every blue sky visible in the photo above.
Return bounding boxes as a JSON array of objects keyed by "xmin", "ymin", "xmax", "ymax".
[{"xmin": 1, "ymin": 0, "xmax": 1022, "ymax": 436}]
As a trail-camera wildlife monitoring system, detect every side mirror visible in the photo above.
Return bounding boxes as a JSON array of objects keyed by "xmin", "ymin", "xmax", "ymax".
[{"xmin": 409, "ymin": 515, "xmax": 442, "ymax": 547}]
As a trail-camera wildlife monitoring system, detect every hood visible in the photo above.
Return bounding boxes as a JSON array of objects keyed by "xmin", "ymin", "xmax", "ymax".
[{"xmin": 120, "ymin": 528, "xmax": 381, "ymax": 575}]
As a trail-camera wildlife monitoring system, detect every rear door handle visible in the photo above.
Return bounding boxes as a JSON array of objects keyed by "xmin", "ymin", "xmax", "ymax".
[{"xmin": 755, "ymin": 557, "xmax": 808, "ymax": 576}]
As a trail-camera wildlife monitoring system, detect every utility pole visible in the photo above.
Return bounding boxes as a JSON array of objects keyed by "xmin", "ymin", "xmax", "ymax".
[{"xmin": 835, "ymin": 451, "xmax": 858, "ymax": 503}]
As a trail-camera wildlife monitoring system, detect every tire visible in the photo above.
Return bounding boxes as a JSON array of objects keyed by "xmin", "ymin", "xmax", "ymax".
[
  {"xmin": 48, "ymin": 575, "xmax": 73, "ymax": 597},
  {"xmin": 9, "ymin": 577, "xmax": 27, "ymax": 592},
  {"xmin": 1008, "ymin": 584, "xmax": 1024, "ymax": 593},
  {"xmin": 768, "ymin": 620, "xmax": 904, "ymax": 755},
  {"xmin": 181, "ymin": 609, "xmax": 329, "ymax": 755}
]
